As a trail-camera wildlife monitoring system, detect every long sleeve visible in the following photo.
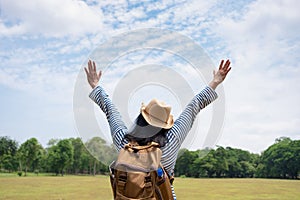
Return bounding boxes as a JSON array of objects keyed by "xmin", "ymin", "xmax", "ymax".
[
  {"xmin": 89, "ymin": 86, "xmax": 128, "ymax": 151},
  {"xmin": 160, "ymin": 85, "xmax": 218, "ymax": 178},
  {"xmin": 171, "ymin": 86, "xmax": 218, "ymax": 144}
]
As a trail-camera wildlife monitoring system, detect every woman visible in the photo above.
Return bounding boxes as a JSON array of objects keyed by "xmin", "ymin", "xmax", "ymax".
[{"xmin": 85, "ymin": 59, "xmax": 231, "ymax": 199}]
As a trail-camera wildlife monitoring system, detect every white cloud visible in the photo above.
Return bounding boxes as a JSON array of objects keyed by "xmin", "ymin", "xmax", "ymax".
[
  {"xmin": 213, "ymin": 0, "xmax": 300, "ymax": 66},
  {"xmin": 1, "ymin": 0, "xmax": 299, "ymax": 152},
  {"xmin": 209, "ymin": 0, "xmax": 300, "ymax": 152},
  {"xmin": 0, "ymin": 0, "xmax": 103, "ymax": 37}
]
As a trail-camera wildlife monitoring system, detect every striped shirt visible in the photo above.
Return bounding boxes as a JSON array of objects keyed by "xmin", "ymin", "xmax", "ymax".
[{"xmin": 89, "ymin": 85, "xmax": 218, "ymax": 199}]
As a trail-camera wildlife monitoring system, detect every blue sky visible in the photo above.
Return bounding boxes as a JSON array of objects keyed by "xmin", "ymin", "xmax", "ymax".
[{"xmin": 0, "ymin": 0, "xmax": 299, "ymax": 153}]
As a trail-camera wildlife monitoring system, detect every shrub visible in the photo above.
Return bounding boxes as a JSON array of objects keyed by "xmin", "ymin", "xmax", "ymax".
[{"xmin": 17, "ymin": 171, "xmax": 22, "ymax": 177}]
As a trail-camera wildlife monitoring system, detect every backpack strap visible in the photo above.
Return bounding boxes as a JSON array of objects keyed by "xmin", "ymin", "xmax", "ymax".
[
  {"xmin": 117, "ymin": 171, "xmax": 127, "ymax": 192},
  {"xmin": 125, "ymin": 142, "xmax": 160, "ymax": 151},
  {"xmin": 156, "ymin": 167, "xmax": 174, "ymax": 200},
  {"xmin": 144, "ymin": 173, "xmax": 155, "ymax": 195}
]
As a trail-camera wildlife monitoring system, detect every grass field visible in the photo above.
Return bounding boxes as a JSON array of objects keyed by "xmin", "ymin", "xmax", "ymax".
[{"xmin": 0, "ymin": 174, "xmax": 300, "ymax": 200}]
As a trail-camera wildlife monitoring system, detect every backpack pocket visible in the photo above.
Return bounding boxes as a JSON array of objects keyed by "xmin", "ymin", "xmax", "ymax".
[{"xmin": 115, "ymin": 171, "xmax": 157, "ymax": 200}]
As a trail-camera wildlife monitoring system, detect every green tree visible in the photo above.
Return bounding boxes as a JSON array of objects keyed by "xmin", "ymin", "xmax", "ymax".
[
  {"xmin": 70, "ymin": 138, "xmax": 85, "ymax": 174},
  {"xmin": 57, "ymin": 139, "xmax": 74, "ymax": 175},
  {"xmin": 183, "ymin": 146, "xmax": 257, "ymax": 178},
  {"xmin": 213, "ymin": 147, "xmax": 229, "ymax": 177},
  {"xmin": 194, "ymin": 147, "xmax": 228, "ymax": 178},
  {"xmin": 46, "ymin": 145, "xmax": 60, "ymax": 174},
  {"xmin": 85, "ymin": 137, "xmax": 117, "ymax": 170},
  {"xmin": 258, "ymin": 137, "xmax": 300, "ymax": 179},
  {"xmin": 47, "ymin": 138, "xmax": 59, "ymax": 147},
  {"xmin": 287, "ymin": 140, "xmax": 300, "ymax": 179},
  {"xmin": 47, "ymin": 139, "xmax": 74, "ymax": 176},
  {"xmin": 69, "ymin": 137, "xmax": 108, "ymax": 175},
  {"xmin": 190, "ymin": 148, "xmax": 211, "ymax": 178},
  {"xmin": 225, "ymin": 147, "xmax": 257, "ymax": 178},
  {"xmin": 175, "ymin": 148, "xmax": 199, "ymax": 177},
  {"xmin": 18, "ymin": 138, "xmax": 43, "ymax": 176},
  {"xmin": 0, "ymin": 136, "xmax": 18, "ymax": 172},
  {"xmin": 1, "ymin": 154, "xmax": 18, "ymax": 172},
  {"xmin": 198, "ymin": 150, "xmax": 218, "ymax": 177}
]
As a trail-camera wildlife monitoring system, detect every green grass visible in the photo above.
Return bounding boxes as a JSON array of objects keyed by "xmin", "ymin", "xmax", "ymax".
[
  {"xmin": 0, "ymin": 175, "xmax": 112, "ymax": 200},
  {"xmin": 0, "ymin": 175, "xmax": 299, "ymax": 200},
  {"xmin": 174, "ymin": 178, "xmax": 300, "ymax": 200}
]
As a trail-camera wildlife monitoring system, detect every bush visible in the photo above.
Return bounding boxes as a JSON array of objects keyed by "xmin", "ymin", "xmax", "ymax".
[{"xmin": 17, "ymin": 171, "xmax": 22, "ymax": 177}]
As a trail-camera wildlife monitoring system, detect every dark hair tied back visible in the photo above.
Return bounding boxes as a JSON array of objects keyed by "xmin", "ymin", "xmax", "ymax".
[{"xmin": 125, "ymin": 114, "xmax": 170, "ymax": 147}]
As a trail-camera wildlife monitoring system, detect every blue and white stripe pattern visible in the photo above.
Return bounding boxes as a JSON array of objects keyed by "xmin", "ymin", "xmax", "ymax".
[{"xmin": 89, "ymin": 85, "xmax": 218, "ymax": 199}]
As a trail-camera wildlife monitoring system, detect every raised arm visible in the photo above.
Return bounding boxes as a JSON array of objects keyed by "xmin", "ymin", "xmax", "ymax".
[
  {"xmin": 169, "ymin": 59, "xmax": 231, "ymax": 144},
  {"xmin": 84, "ymin": 60, "xmax": 102, "ymax": 89},
  {"xmin": 209, "ymin": 59, "xmax": 231, "ymax": 90},
  {"xmin": 85, "ymin": 60, "xmax": 128, "ymax": 151}
]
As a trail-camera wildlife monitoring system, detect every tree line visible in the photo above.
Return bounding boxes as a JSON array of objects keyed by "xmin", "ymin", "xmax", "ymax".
[
  {"xmin": 0, "ymin": 136, "xmax": 299, "ymax": 179},
  {"xmin": 175, "ymin": 137, "xmax": 300, "ymax": 179},
  {"xmin": 0, "ymin": 136, "xmax": 116, "ymax": 176}
]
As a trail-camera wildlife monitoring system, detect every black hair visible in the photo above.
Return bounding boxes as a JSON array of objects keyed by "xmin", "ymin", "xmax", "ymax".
[{"xmin": 125, "ymin": 114, "xmax": 169, "ymax": 147}]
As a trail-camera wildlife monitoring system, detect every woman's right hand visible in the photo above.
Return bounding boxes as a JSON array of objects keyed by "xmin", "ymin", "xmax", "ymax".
[{"xmin": 84, "ymin": 60, "xmax": 102, "ymax": 89}]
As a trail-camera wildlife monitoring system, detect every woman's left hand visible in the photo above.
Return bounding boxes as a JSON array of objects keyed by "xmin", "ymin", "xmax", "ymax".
[{"xmin": 209, "ymin": 59, "xmax": 231, "ymax": 89}]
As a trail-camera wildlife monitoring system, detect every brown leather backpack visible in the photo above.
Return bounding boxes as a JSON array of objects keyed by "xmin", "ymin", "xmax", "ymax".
[{"xmin": 109, "ymin": 142, "xmax": 174, "ymax": 200}]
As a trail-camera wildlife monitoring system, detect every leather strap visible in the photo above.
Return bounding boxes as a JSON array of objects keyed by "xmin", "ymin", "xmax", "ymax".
[{"xmin": 125, "ymin": 142, "xmax": 160, "ymax": 151}]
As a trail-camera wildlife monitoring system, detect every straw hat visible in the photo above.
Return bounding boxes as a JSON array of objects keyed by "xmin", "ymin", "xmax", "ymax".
[{"xmin": 140, "ymin": 99, "xmax": 174, "ymax": 129}]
